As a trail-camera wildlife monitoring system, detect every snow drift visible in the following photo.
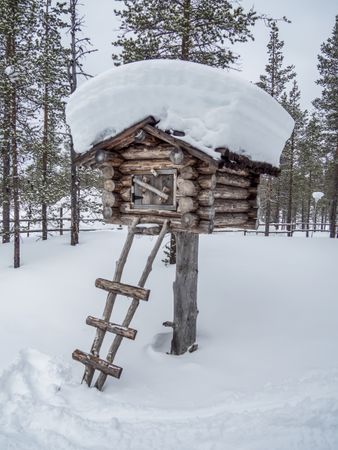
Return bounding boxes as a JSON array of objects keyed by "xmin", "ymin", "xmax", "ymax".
[{"xmin": 66, "ymin": 60, "xmax": 294, "ymax": 167}]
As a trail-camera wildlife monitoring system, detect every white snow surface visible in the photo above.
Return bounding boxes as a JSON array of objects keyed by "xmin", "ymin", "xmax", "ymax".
[
  {"xmin": 66, "ymin": 60, "xmax": 294, "ymax": 167},
  {"xmin": 313, "ymin": 191, "xmax": 325, "ymax": 201},
  {"xmin": 0, "ymin": 231, "xmax": 337, "ymax": 449}
]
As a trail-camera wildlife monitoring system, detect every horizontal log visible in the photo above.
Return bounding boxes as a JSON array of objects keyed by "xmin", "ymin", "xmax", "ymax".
[
  {"xmin": 181, "ymin": 212, "xmax": 199, "ymax": 228},
  {"xmin": 216, "ymin": 173, "xmax": 251, "ymax": 188},
  {"xmin": 248, "ymin": 186, "xmax": 258, "ymax": 195},
  {"xmin": 217, "ymin": 166, "xmax": 249, "ymax": 177},
  {"xmin": 121, "ymin": 145, "xmax": 172, "ymax": 160},
  {"xmin": 172, "ymin": 218, "xmax": 212, "ymax": 234},
  {"xmin": 119, "ymin": 159, "xmax": 194, "ymax": 174},
  {"xmin": 119, "ymin": 203, "xmax": 180, "ymax": 218},
  {"xmin": 106, "ymin": 214, "xmax": 212, "ymax": 234},
  {"xmin": 248, "ymin": 208, "xmax": 258, "ymax": 218},
  {"xmin": 102, "ymin": 191, "xmax": 121, "ymax": 208},
  {"xmin": 72, "ymin": 349, "xmax": 122, "ymax": 379},
  {"xmin": 143, "ymin": 124, "xmax": 219, "ymax": 167},
  {"xmin": 214, "ymin": 213, "xmax": 248, "ymax": 227},
  {"xmin": 243, "ymin": 218, "xmax": 258, "ymax": 229},
  {"xmin": 102, "ymin": 206, "xmax": 120, "ymax": 220},
  {"xmin": 103, "ymin": 206, "xmax": 113, "ymax": 220},
  {"xmin": 179, "ymin": 166, "xmax": 198, "ymax": 180},
  {"xmin": 212, "ymin": 199, "xmax": 250, "ymax": 213},
  {"xmin": 101, "ymin": 166, "xmax": 114, "ymax": 179},
  {"xmin": 177, "ymin": 178, "xmax": 198, "ymax": 197},
  {"xmin": 214, "ymin": 187, "xmax": 249, "ymax": 200},
  {"xmin": 95, "ymin": 278, "xmax": 150, "ymax": 301},
  {"xmin": 178, "ymin": 197, "xmax": 199, "ymax": 213},
  {"xmin": 86, "ymin": 316, "xmax": 137, "ymax": 340},
  {"xmin": 95, "ymin": 150, "xmax": 124, "ymax": 166},
  {"xmin": 196, "ymin": 163, "xmax": 217, "ymax": 175},
  {"xmin": 120, "ymin": 187, "xmax": 131, "ymax": 202},
  {"xmin": 198, "ymin": 190, "xmax": 215, "ymax": 206},
  {"xmin": 198, "ymin": 175, "xmax": 216, "ymax": 190},
  {"xmin": 134, "ymin": 225, "xmax": 161, "ymax": 235},
  {"xmin": 170, "ymin": 147, "xmax": 185, "ymax": 165},
  {"xmin": 197, "ymin": 206, "xmax": 215, "ymax": 220},
  {"xmin": 103, "ymin": 179, "xmax": 115, "ymax": 191}
]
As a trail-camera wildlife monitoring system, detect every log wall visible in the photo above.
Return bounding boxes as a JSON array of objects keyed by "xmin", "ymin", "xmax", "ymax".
[{"xmin": 99, "ymin": 139, "xmax": 259, "ymax": 233}]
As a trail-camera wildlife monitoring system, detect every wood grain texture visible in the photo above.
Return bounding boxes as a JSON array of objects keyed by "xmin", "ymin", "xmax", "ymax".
[
  {"xmin": 171, "ymin": 232, "xmax": 199, "ymax": 355},
  {"xmin": 95, "ymin": 278, "xmax": 150, "ymax": 301},
  {"xmin": 73, "ymin": 349, "xmax": 122, "ymax": 379},
  {"xmin": 86, "ymin": 316, "xmax": 137, "ymax": 340}
]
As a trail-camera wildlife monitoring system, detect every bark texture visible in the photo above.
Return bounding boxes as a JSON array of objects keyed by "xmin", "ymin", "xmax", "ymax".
[{"xmin": 171, "ymin": 232, "xmax": 199, "ymax": 355}]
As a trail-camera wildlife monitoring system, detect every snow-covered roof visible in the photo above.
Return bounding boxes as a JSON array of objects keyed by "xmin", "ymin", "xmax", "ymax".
[{"xmin": 66, "ymin": 60, "xmax": 294, "ymax": 168}]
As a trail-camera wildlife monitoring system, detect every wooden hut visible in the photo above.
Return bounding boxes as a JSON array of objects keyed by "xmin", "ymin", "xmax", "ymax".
[
  {"xmin": 75, "ymin": 116, "xmax": 280, "ymax": 235},
  {"xmin": 68, "ymin": 60, "xmax": 294, "ymax": 391}
]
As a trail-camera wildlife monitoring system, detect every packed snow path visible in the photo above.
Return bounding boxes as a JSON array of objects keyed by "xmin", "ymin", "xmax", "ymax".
[{"xmin": 0, "ymin": 231, "xmax": 337, "ymax": 449}]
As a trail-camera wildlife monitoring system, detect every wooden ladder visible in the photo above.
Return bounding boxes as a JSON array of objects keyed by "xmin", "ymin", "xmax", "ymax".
[{"xmin": 72, "ymin": 218, "xmax": 169, "ymax": 391}]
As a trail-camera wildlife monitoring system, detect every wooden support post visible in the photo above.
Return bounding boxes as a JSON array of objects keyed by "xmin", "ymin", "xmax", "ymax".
[{"xmin": 171, "ymin": 232, "xmax": 199, "ymax": 355}]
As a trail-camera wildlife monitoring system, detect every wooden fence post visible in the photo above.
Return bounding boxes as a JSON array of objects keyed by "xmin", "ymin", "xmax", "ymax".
[{"xmin": 59, "ymin": 207, "xmax": 63, "ymax": 235}]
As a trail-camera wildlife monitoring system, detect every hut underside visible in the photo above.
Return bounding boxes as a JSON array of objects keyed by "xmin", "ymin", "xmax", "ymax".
[{"xmin": 75, "ymin": 117, "xmax": 279, "ymax": 234}]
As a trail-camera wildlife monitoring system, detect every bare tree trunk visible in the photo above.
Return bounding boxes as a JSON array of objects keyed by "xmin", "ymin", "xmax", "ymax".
[
  {"xmin": 69, "ymin": 0, "xmax": 79, "ymax": 246},
  {"xmin": 181, "ymin": 0, "xmax": 191, "ymax": 60},
  {"xmin": 70, "ymin": 136, "xmax": 79, "ymax": 245},
  {"xmin": 41, "ymin": 1, "xmax": 50, "ymax": 241},
  {"xmin": 2, "ymin": 39, "xmax": 11, "ymax": 244},
  {"xmin": 171, "ymin": 232, "xmax": 199, "ymax": 355},
  {"xmin": 273, "ymin": 178, "xmax": 280, "ymax": 229},
  {"xmin": 264, "ymin": 177, "xmax": 272, "ymax": 236},
  {"xmin": 9, "ymin": 30, "xmax": 20, "ymax": 267},
  {"xmin": 286, "ymin": 133, "xmax": 295, "ymax": 237},
  {"xmin": 305, "ymin": 171, "xmax": 312, "ymax": 238},
  {"xmin": 329, "ymin": 143, "xmax": 338, "ymax": 238}
]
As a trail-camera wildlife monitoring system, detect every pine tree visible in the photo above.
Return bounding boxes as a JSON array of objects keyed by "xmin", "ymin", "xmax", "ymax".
[
  {"xmin": 279, "ymin": 80, "xmax": 306, "ymax": 236},
  {"xmin": 256, "ymin": 20, "xmax": 295, "ymax": 235},
  {"xmin": 315, "ymin": 15, "xmax": 338, "ymax": 238},
  {"xmin": 67, "ymin": 0, "xmax": 96, "ymax": 246},
  {"xmin": 34, "ymin": 0, "xmax": 69, "ymax": 240},
  {"xmin": 112, "ymin": 0, "xmax": 258, "ymax": 68},
  {"xmin": 0, "ymin": 0, "xmax": 43, "ymax": 266},
  {"xmin": 297, "ymin": 114, "xmax": 326, "ymax": 236}
]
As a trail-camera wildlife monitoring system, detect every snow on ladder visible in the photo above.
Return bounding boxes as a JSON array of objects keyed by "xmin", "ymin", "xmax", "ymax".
[{"xmin": 72, "ymin": 218, "xmax": 169, "ymax": 391}]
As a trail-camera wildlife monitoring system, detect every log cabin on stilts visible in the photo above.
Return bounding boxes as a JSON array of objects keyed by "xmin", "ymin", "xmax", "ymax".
[{"xmin": 66, "ymin": 60, "xmax": 294, "ymax": 390}]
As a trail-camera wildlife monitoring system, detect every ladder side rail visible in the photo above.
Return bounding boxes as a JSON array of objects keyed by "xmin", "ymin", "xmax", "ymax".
[
  {"xmin": 94, "ymin": 219, "xmax": 169, "ymax": 390},
  {"xmin": 83, "ymin": 217, "xmax": 140, "ymax": 386}
]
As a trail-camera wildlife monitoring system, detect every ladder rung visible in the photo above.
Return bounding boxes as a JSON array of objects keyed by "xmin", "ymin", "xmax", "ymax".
[
  {"xmin": 134, "ymin": 226, "xmax": 160, "ymax": 236},
  {"xmin": 72, "ymin": 349, "xmax": 122, "ymax": 379},
  {"xmin": 95, "ymin": 278, "xmax": 150, "ymax": 301},
  {"xmin": 86, "ymin": 316, "xmax": 137, "ymax": 340}
]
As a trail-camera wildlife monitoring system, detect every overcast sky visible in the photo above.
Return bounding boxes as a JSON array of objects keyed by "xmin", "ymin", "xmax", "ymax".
[{"xmin": 79, "ymin": 0, "xmax": 337, "ymax": 111}]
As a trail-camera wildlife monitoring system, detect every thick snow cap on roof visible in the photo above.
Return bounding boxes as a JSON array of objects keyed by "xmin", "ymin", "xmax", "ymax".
[{"xmin": 66, "ymin": 60, "xmax": 294, "ymax": 167}]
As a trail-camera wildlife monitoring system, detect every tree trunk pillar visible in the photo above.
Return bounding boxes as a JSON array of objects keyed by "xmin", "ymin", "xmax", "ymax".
[{"xmin": 171, "ymin": 231, "xmax": 199, "ymax": 355}]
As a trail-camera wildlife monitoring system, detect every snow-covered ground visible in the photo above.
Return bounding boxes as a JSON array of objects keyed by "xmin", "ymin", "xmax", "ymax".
[{"xmin": 0, "ymin": 231, "xmax": 337, "ymax": 449}]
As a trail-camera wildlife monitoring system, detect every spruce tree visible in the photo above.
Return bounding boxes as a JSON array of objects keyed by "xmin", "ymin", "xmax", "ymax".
[
  {"xmin": 67, "ymin": 0, "xmax": 97, "ymax": 246},
  {"xmin": 297, "ymin": 114, "xmax": 326, "ymax": 236},
  {"xmin": 257, "ymin": 20, "xmax": 295, "ymax": 235},
  {"xmin": 34, "ymin": 0, "xmax": 69, "ymax": 240},
  {"xmin": 113, "ymin": 0, "xmax": 258, "ymax": 68},
  {"xmin": 0, "ymin": 0, "xmax": 42, "ymax": 265},
  {"xmin": 279, "ymin": 80, "xmax": 306, "ymax": 236},
  {"xmin": 315, "ymin": 15, "xmax": 338, "ymax": 238}
]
